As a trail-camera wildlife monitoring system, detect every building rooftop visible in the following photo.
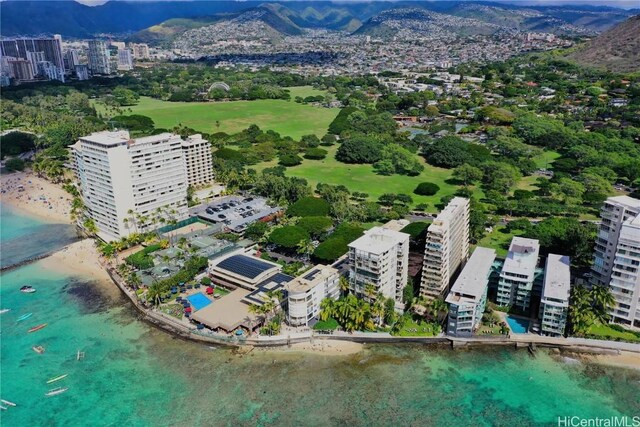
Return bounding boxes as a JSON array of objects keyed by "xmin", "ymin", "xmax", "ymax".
[
  {"xmin": 606, "ymin": 195, "xmax": 640, "ymax": 211},
  {"xmin": 79, "ymin": 130, "xmax": 130, "ymax": 146},
  {"xmin": 503, "ymin": 236, "xmax": 540, "ymax": 275},
  {"xmin": 446, "ymin": 247, "xmax": 496, "ymax": 304},
  {"xmin": 542, "ymin": 254, "xmax": 571, "ymax": 302},
  {"xmin": 348, "ymin": 226, "xmax": 409, "ymax": 255},
  {"xmin": 242, "ymin": 273, "xmax": 293, "ymax": 306},
  {"xmin": 427, "ymin": 197, "xmax": 468, "ymax": 233},
  {"xmin": 285, "ymin": 265, "xmax": 338, "ymax": 295},
  {"xmin": 214, "ymin": 254, "xmax": 279, "ymax": 280}
]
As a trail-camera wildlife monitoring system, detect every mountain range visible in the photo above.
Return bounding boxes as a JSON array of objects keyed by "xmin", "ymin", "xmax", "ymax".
[
  {"xmin": 568, "ymin": 15, "xmax": 640, "ymax": 73},
  {"xmin": 1, "ymin": 0, "xmax": 637, "ymax": 41}
]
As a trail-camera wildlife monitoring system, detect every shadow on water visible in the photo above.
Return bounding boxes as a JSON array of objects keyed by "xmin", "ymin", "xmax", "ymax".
[{"xmin": 0, "ymin": 223, "xmax": 78, "ymax": 269}]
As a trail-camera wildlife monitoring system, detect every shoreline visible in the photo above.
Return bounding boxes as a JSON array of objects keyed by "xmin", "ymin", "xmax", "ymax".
[{"xmin": 0, "ymin": 170, "xmax": 72, "ymax": 224}]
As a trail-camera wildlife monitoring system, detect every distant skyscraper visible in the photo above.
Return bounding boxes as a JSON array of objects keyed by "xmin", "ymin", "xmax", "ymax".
[
  {"xmin": 26, "ymin": 51, "xmax": 45, "ymax": 74},
  {"xmin": 87, "ymin": 40, "xmax": 111, "ymax": 75},
  {"xmin": 420, "ymin": 197, "xmax": 470, "ymax": 300},
  {"xmin": 1, "ymin": 36, "xmax": 65, "ymax": 81},
  {"xmin": 8, "ymin": 59, "xmax": 34, "ymax": 81},
  {"xmin": 75, "ymin": 64, "xmax": 90, "ymax": 81},
  {"xmin": 117, "ymin": 48, "xmax": 134, "ymax": 71},
  {"xmin": 64, "ymin": 49, "xmax": 80, "ymax": 71}
]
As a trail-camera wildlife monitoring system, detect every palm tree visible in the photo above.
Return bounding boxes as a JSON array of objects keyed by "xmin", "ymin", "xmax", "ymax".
[
  {"xmin": 430, "ymin": 298, "xmax": 448, "ymax": 324},
  {"xmin": 371, "ymin": 296, "xmax": 385, "ymax": 327},
  {"xmin": 296, "ymin": 239, "xmax": 315, "ymax": 262},
  {"xmin": 339, "ymin": 276, "xmax": 350, "ymax": 296},
  {"xmin": 83, "ymin": 217, "xmax": 98, "ymax": 236},
  {"xmin": 319, "ymin": 298, "xmax": 335, "ymax": 322},
  {"xmin": 363, "ymin": 283, "xmax": 377, "ymax": 303},
  {"xmin": 568, "ymin": 285, "xmax": 594, "ymax": 336},
  {"xmin": 590, "ymin": 285, "xmax": 615, "ymax": 323}
]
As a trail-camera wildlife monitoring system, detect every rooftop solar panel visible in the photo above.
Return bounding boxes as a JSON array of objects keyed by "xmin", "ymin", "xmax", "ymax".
[{"xmin": 216, "ymin": 255, "xmax": 276, "ymax": 279}]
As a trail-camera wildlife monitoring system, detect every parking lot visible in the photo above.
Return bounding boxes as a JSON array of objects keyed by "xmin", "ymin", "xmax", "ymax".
[{"xmin": 191, "ymin": 196, "xmax": 281, "ymax": 233}]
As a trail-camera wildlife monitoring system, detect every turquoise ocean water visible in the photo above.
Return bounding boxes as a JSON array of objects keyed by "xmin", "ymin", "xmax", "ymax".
[{"xmin": 1, "ymin": 204, "xmax": 639, "ymax": 426}]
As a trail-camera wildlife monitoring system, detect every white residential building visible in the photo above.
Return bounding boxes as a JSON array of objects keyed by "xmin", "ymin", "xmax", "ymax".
[
  {"xmin": 75, "ymin": 64, "xmax": 89, "ymax": 81},
  {"xmin": 117, "ymin": 48, "xmax": 134, "ymax": 71},
  {"xmin": 286, "ymin": 265, "xmax": 340, "ymax": 326},
  {"xmin": 420, "ymin": 197, "xmax": 470, "ymax": 300},
  {"xmin": 445, "ymin": 247, "xmax": 496, "ymax": 337},
  {"xmin": 130, "ymin": 43, "xmax": 150, "ymax": 60},
  {"xmin": 608, "ymin": 215, "xmax": 640, "ymax": 327},
  {"xmin": 70, "ymin": 130, "xmax": 189, "ymax": 241},
  {"xmin": 181, "ymin": 134, "xmax": 214, "ymax": 186},
  {"xmin": 348, "ymin": 224, "xmax": 409, "ymax": 302},
  {"xmin": 591, "ymin": 196, "xmax": 640, "ymax": 288},
  {"xmin": 87, "ymin": 40, "xmax": 111, "ymax": 75},
  {"xmin": 496, "ymin": 237, "xmax": 540, "ymax": 311},
  {"xmin": 539, "ymin": 254, "xmax": 571, "ymax": 337}
]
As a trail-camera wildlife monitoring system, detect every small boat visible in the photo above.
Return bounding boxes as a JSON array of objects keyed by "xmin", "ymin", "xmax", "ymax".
[
  {"xmin": 20, "ymin": 286, "xmax": 36, "ymax": 293},
  {"xmin": 32, "ymin": 345, "xmax": 45, "ymax": 354},
  {"xmin": 0, "ymin": 309, "xmax": 10, "ymax": 314},
  {"xmin": 1, "ymin": 399, "xmax": 16, "ymax": 407},
  {"xmin": 17, "ymin": 313, "xmax": 33, "ymax": 322},
  {"xmin": 0, "ymin": 405, "xmax": 6, "ymax": 410},
  {"xmin": 45, "ymin": 387, "xmax": 68, "ymax": 397},
  {"xmin": 28, "ymin": 323, "xmax": 47, "ymax": 333},
  {"xmin": 46, "ymin": 374, "xmax": 68, "ymax": 384}
]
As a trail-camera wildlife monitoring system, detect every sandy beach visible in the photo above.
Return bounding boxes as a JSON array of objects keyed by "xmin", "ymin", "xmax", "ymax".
[
  {"xmin": 39, "ymin": 239, "xmax": 119, "ymax": 298},
  {"xmin": 259, "ymin": 339, "xmax": 364, "ymax": 356},
  {"xmin": 588, "ymin": 351, "xmax": 640, "ymax": 370},
  {"xmin": 0, "ymin": 170, "xmax": 72, "ymax": 224}
]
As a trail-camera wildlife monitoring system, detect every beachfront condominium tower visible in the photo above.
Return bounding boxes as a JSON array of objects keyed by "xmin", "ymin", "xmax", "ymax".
[
  {"xmin": 590, "ymin": 196, "xmax": 640, "ymax": 289},
  {"xmin": 539, "ymin": 254, "xmax": 571, "ymax": 337},
  {"xmin": 348, "ymin": 224, "xmax": 410, "ymax": 303},
  {"xmin": 181, "ymin": 134, "xmax": 214, "ymax": 186},
  {"xmin": 87, "ymin": 40, "xmax": 111, "ymax": 75},
  {"xmin": 286, "ymin": 264, "xmax": 340, "ymax": 327},
  {"xmin": 445, "ymin": 247, "xmax": 496, "ymax": 337},
  {"xmin": 420, "ymin": 197, "xmax": 470, "ymax": 300},
  {"xmin": 496, "ymin": 237, "xmax": 541, "ymax": 312},
  {"xmin": 71, "ymin": 131, "xmax": 189, "ymax": 241},
  {"xmin": 607, "ymin": 214, "xmax": 640, "ymax": 327}
]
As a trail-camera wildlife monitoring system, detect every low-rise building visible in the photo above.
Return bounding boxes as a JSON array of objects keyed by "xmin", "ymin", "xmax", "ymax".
[
  {"xmin": 445, "ymin": 247, "xmax": 496, "ymax": 337},
  {"xmin": 285, "ymin": 265, "xmax": 340, "ymax": 326},
  {"xmin": 496, "ymin": 237, "xmax": 541, "ymax": 312},
  {"xmin": 539, "ymin": 254, "xmax": 571, "ymax": 337},
  {"xmin": 209, "ymin": 253, "xmax": 282, "ymax": 291}
]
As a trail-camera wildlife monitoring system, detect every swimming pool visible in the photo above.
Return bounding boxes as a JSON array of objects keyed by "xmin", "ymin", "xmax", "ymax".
[
  {"xmin": 187, "ymin": 293, "xmax": 212, "ymax": 311},
  {"xmin": 506, "ymin": 316, "xmax": 530, "ymax": 334}
]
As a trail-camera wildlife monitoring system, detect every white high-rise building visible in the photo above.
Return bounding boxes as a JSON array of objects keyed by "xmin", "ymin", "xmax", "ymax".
[
  {"xmin": 608, "ymin": 215, "xmax": 640, "ymax": 327},
  {"xmin": 87, "ymin": 40, "xmax": 111, "ymax": 75},
  {"xmin": 117, "ymin": 49, "xmax": 134, "ymax": 71},
  {"xmin": 348, "ymin": 223, "xmax": 409, "ymax": 303},
  {"xmin": 420, "ymin": 197, "xmax": 470, "ymax": 300},
  {"xmin": 591, "ymin": 196, "xmax": 640, "ymax": 288},
  {"xmin": 286, "ymin": 265, "xmax": 340, "ymax": 326},
  {"xmin": 25, "ymin": 51, "xmax": 45, "ymax": 74},
  {"xmin": 75, "ymin": 64, "xmax": 89, "ymax": 81},
  {"xmin": 64, "ymin": 49, "xmax": 80, "ymax": 71},
  {"xmin": 496, "ymin": 237, "xmax": 540, "ymax": 311},
  {"xmin": 539, "ymin": 254, "xmax": 571, "ymax": 337},
  {"xmin": 445, "ymin": 247, "xmax": 496, "ymax": 337},
  {"xmin": 181, "ymin": 134, "xmax": 214, "ymax": 186},
  {"xmin": 70, "ymin": 131, "xmax": 189, "ymax": 241}
]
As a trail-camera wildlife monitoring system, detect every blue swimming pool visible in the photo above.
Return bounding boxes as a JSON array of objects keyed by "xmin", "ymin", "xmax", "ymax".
[
  {"xmin": 187, "ymin": 293, "xmax": 212, "ymax": 311},
  {"xmin": 506, "ymin": 316, "xmax": 530, "ymax": 334}
]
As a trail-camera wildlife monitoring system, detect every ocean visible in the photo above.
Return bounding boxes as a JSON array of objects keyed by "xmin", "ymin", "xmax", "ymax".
[{"xmin": 0, "ymin": 203, "xmax": 638, "ymax": 426}]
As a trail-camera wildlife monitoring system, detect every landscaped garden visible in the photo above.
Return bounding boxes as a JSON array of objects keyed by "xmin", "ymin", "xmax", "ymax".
[{"xmin": 586, "ymin": 323, "xmax": 640, "ymax": 343}]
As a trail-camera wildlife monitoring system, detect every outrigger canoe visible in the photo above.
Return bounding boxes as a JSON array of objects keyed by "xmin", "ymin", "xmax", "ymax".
[
  {"xmin": 28, "ymin": 323, "xmax": 47, "ymax": 333},
  {"xmin": 46, "ymin": 374, "xmax": 68, "ymax": 384}
]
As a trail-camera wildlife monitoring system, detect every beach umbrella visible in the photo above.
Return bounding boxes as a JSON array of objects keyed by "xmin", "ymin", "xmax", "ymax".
[
  {"xmin": 206, "ymin": 287, "xmax": 214, "ymax": 295},
  {"xmin": 185, "ymin": 307, "xmax": 192, "ymax": 313}
]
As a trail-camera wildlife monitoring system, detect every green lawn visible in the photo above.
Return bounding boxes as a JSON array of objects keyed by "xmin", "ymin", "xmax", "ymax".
[
  {"xmin": 392, "ymin": 318, "xmax": 441, "ymax": 337},
  {"xmin": 100, "ymin": 87, "xmax": 338, "ymax": 139},
  {"xmin": 253, "ymin": 145, "xmax": 462, "ymax": 210},
  {"xmin": 475, "ymin": 226, "xmax": 523, "ymax": 258},
  {"xmin": 533, "ymin": 149, "xmax": 561, "ymax": 169},
  {"xmin": 587, "ymin": 323, "xmax": 640, "ymax": 343}
]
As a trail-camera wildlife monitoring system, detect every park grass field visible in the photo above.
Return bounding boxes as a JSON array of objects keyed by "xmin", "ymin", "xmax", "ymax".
[
  {"xmin": 106, "ymin": 86, "xmax": 338, "ymax": 139},
  {"xmin": 253, "ymin": 145, "xmax": 463, "ymax": 209},
  {"xmin": 475, "ymin": 226, "xmax": 524, "ymax": 258}
]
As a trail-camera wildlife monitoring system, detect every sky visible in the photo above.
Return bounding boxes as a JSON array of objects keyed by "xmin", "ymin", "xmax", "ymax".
[{"xmin": 73, "ymin": 0, "xmax": 639, "ymax": 7}]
